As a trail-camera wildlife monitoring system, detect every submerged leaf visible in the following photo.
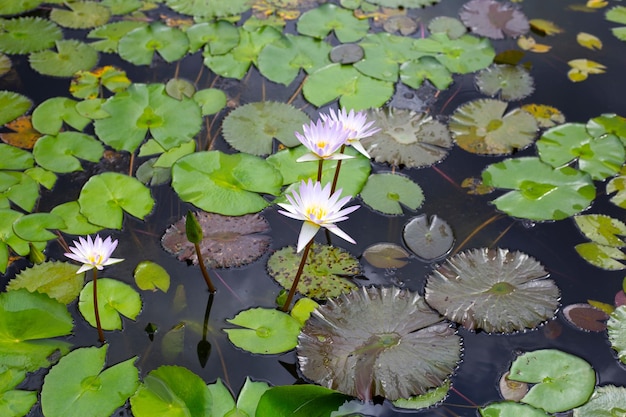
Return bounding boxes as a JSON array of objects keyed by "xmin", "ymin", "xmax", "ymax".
[
  {"xmin": 459, "ymin": 0, "xmax": 529, "ymax": 39},
  {"xmin": 161, "ymin": 212, "xmax": 271, "ymax": 269},
  {"xmin": 425, "ymin": 248, "xmax": 559, "ymax": 333},
  {"xmin": 403, "ymin": 214, "xmax": 454, "ymax": 261},
  {"xmin": 297, "ymin": 286, "xmax": 461, "ymax": 400},
  {"xmin": 362, "ymin": 243, "xmax": 410, "ymax": 269}
]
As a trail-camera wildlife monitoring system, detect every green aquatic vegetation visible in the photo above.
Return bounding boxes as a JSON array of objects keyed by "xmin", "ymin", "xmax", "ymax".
[
  {"xmin": 256, "ymin": 385, "xmax": 352, "ymax": 417},
  {"xmin": 49, "ymin": 1, "xmax": 111, "ymax": 29},
  {"xmin": 29, "ymin": 40, "xmax": 99, "ymax": 78},
  {"xmin": 31, "ymin": 97, "xmax": 91, "ymax": 135},
  {"xmin": 475, "ymin": 64, "xmax": 535, "ymax": 101},
  {"xmin": 193, "ymin": 88, "xmax": 227, "ymax": 115},
  {"xmin": 400, "ymin": 56, "xmax": 453, "ymax": 90},
  {"xmin": 7, "ymin": 261, "xmax": 83, "ymax": 304},
  {"xmin": 362, "ymin": 242, "xmax": 410, "ymax": 268},
  {"xmin": 50, "ymin": 201, "xmax": 102, "ymax": 235},
  {"xmin": 403, "ymin": 214, "xmax": 454, "ymax": 261},
  {"xmin": 608, "ymin": 305, "xmax": 626, "ymax": 364},
  {"xmin": 41, "ymin": 346, "xmax": 138, "ymax": 417},
  {"xmin": 482, "ymin": 157, "xmax": 596, "ymax": 221},
  {"xmin": 118, "ymin": 23, "xmax": 188, "ymax": 66},
  {"xmin": 165, "ymin": 78, "xmax": 195, "ymax": 100},
  {"xmin": 359, "ymin": 172, "xmax": 424, "ymax": 215},
  {"xmin": 606, "ymin": 6, "xmax": 626, "ymax": 42},
  {"xmin": 354, "ymin": 32, "xmax": 422, "ymax": 82},
  {"xmin": 70, "ymin": 66, "xmax": 131, "ymax": 99},
  {"xmin": 12, "ymin": 212, "xmax": 65, "ymax": 242},
  {"xmin": 78, "ymin": 278, "xmax": 142, "ymax": 331},
  {"xmin": 187, "ymin": 21, "xmax": 240, "ymax": 54},
  {"xmin": 413, "ymin": 32, "xmax": 496, "ymax": 74},
  {"xmin": 297, "ymin": 3, "xmax": 370, "ymax": 42},
  {"xmin": 393, "ymin": 381, "xmax": 451, "ymax": 411},
  {"xmin": 0, "ymin": 0, "xmax": 42, "ymax": 15},
  {"xmin": 33, "ymin": 132, "xmax": 104, "ymax": 173},
  {"xmin": 0, "ymin": 210, "xmax": 43, "ymax": 273},
  {"xmin": 100, "ymin": 0, "xmax": 142, "ymax": 15},
  {"xmin": 0, "ymin": 91, "xmax": 31, "ymax": 126},
  {"xmin": 209, "ymin": 378, "xmax": 270, "ymax": 417},
  {"xmin": 0, "ymin": 171, "xmax": 39, "ymax": 212},
  {"xmin": 586, "ymin": 113, "xmax": 626, "ymax": 145},
  {"xmin": 164, "ymin": 0, "xmax": 251, "ymax": 18},
  {"xmin": 0, "ymin": 144, "xmax": 33, "ymax": 170},
  {"xmin": 0, "ymin": 17, "xmax": 62, "ymax": 54},
  {"xmin": 573, "ymin": 385, "xmax": 626, "ymax": 416},
  {"xmin": 575, "ymin": 242, "xmax": 626, "ymax": 271},
  {"xmin": 134, "ymin": 261, "xmax": 170, "ymax": 293},
  {"xmin": 608, "ymin": 171, "xmax": 626, "ymax": 209},
  {"xmin": 86, "ymin": 21, "xmax": 148, "ymax": 53},
  {"xmin": 480, "ymin": 401, "xmax": 550, "ymax": 417},
  {"xmin": 575, "ymin": 214, "xmax": 626, "ymax": 247},
  {"xmin": 427, "ymin": 16, "xmax": 467, "ymax": 39},
  {"xmin": 0, "ymin": 367, "xmax": 37, "ymax": 417}
]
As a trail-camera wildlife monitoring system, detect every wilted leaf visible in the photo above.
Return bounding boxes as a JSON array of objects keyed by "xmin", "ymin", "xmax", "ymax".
[
  {"xmin": 403, "ymin": 214, "xmax": 454, "ymax": 261},
  {"xmin": 521, "ymin": 104, "xmax": 565, "ymax": 128},
  {"xmin": 0, "ymin": 116, "xmax": 41, "ymax": 149},
  {"xmin": 587, "ymin": 0, "xmax": 608, "ymax": 8},
  {"xmin": 70, "ymin": 66, "xmax": 131, "ymax": 99},
  {"xmin": 498, "ymin": 371, "xmax": 529, "ymax": 402},
  {"xmin": 517, "ymin": 35, "xmax": 552, "ymax": 53},
  {"xmin": 577, "ymin": 32, "xmax": 602, "ymax": 50},
  {"xmin": 567, "ymin": 59, "xmax": 606, "ymax": 82},
  {"xmin": 562, "ymin": 303, "xmax": 609, "ymax": 332},
  {"xmin": 529, "ymin": 18, "xmax": 563, "ymax": 35}
]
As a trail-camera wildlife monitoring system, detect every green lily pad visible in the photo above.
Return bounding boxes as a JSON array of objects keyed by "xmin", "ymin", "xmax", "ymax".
[
  {"xmin": 12, "ymin": 212, "xmax": 65, "ymax": 241},
  {"xmin": 267, "ymin": 244, "xmax": 360, "ymax": 300},
  {"xmin": 449, "ymin": 99, "xmax": 538, "ymax": 155},
  {"xmin": 78, "ymin": 278, "xmax": 142, "ymax": 330},
  {"xmin": 131, "ymin": 365, "xmax": 212, "ymax": 417},
  {"xmin": 360, "ymin": 173, "xmax": 424, "ymax": 215},
  {"xmin": 481, "ymin": 157, "xmax": 596, "ymax": 221},
  {"xmin": 224, "ymin": 307, "xmax": 301, "ymax": 354},
  {"xmin": 7, "ymin": 261, "xmax": 83, "ymax": 304},
  {"xmin": 508, "ymin": 349, "xmax": 595, "ymax": 413},
  {"xmin": 0, "ymin": 144, "xmax": 33, "ymax": 170},
  {"xmin": 94, "ymin": 83, "xmax": 202, "ymax": 152},
  {"xmin": 586, "ymin": 113, "xmax": 626, "ymax": 145},
  {"xmin": 329, "ymin": 43, "xmax": 364, "ymax": 64},
  {"xmin": 0, "ymin": 17, "xmax": 62, "ymax": 54},
  {"xmin": 165, "ymin": 78, "xmax": 195, "ymax": 100},
  {"xmin": 258, "ymin": 33, "xmax": 332, "ymax": 85},
  {"xmin": 163, "ymin": 0, "xmax": 251, "ymax": 18},
  {"xmin": 0, "ymin": 373, "xmax": 37, "ymax": 417},
  {"xmin": 574, "ymin": 214, "xmax": 626, "ymax": 247},
  {"xmin": 70, "ymin": 66, "xmax": 131, "ymax": 99},
  {"xmin": 25, "ymin": 167, "xmax": 56, "ymax": 190},
  {"xmin": 425, "ymin": 248, "xmax": 559, "ymax": 333},
  {"xmin": 573, "ymin": 385, "xmax": 626, "ymax": 416},
  {"xmin": 135, "ymin": 158, "xmax": 171, "ymax": 186},
  {"xmin": 207, "ymin": 378, "xmax": 236, "ymax": 417},
  {"xmin": 77, "ymin": 172, "xmax": 155, "ymax": 229},
  {"xmin": 297, "ymin": 3, "xmax": 370, "ymax": 42},
  {"xmin": 33, "ymin": 132, "xmax": 104, "ymax": 173},
  {"xmin": 607, "ymin": 173, "xmax": 626, "ymax": 209},
  {"xmin": 75, "ymin": 98, "xmax": 109, "ymax": 119},
  {"xmin": 41, "ymin": 346, "xmax": 139, "ymax": 417},
  {"xmin": 413, "ymin": 33, "xmax": 496, "ymax": 74},
  {"xmin": 134, "ymin": 260, "xmax": 170, "ymax": 293},
  {"xmin": 362, "ymin": 243, "xmax": 410, "ymax": 269},
  {"xmin": 0, "ymin": 289, "xmax": 73, "ymax": 372},
  {"xmin": 0, "ymin": 209, "xmax": 29, "ymax": 272},
  {"xmin": 303, "ymin": 63, "xmax": 394, "ymax": 110},
  {"xmin": 428, "ymin": 16, "xmax": 467, "ymax": 39},
  {"xmin": 0, "ymin": 171, "xmax": 39, "ymax": 212},
  {"xmin": 118, "ymin": 23, "xmax": 188, "ymax": 65},
  {"xmin": 475, "ymin": 64, "xmax": 535, "ymax": 101},
  {"xmin": 187, "ymin": 21, "xmax": 239, "ymax": 54},
  {"xmin": 50, "ymin": 201, "xmax": 103, "ymax": 235},
  {"xmin": 0, "ymin": 53, "xmax": 11, "ymax": 76},
  {"xmin": 403, "ymin": 214, "xmax": 454, "ymax": 261},
  {"xmin": 31, "ymin": 97, "xmax": 91, "ymax": 135},
  {"xmin": 393, "ymin": 381, "xmax": 450, "ymax": 410},
  {"xmin": 256, "ymin": 385, "xmax": 352, "ymax": 417},
  {"xmin": 49, "ymin": 2, "xmax": 111, "ymax": 29},
  {"xmin": 537, "ymin": 122, "xmax": 625, "ymax": 180},
  {"xmin": 400, "ymin": 56, "xmax": 453, "ymax": 90},
  {"xmin": 0, "ymin": 91, "xmax": 31, "ymax": 125},
  {"xmin": 363, "ymin": 0, "xmax": 441, "ymax": 6},
  {"xmin": 100, "ymin": 0, "xmax": 142, "ymax": 14},
  {"xmin": 575, "ymin": 242, "xmax": 626, "ymax": 270},
  {"xmin": 608, "ymin": 305, "xmax": 626, "ymax": 364},
  {"xmin": 353, "ymin": 32, "xmax": 422, "ymax": 83},
  {"xmin": 222, "ymin": 102, "xmax": 310, "ymax": 155},
  {"xmin": 172, "ymin": 151, "xmax": 283, "ymax": 215},
  {"xmin": 0, "ymin": 0, "xmax": 43, "ymax": 15},
  {"xmin": 209, "ymin": 377, "xmax": 270, "ymax": 417},
  {"xmin": 361, "ymin": 107, "xmax": 453, "ymax": 168},
  {"xmin": 87, "ymin": 21, "xmax": 147, "ymax": 53},
  {"xmin": 479, "ymin": 401, "xmax": 550, "ymax": 417},
  {"xmin": 29, "ymin": 40, "xmax": 99, "ymax": 78},
  {"xmin": 193, "ymin": 88, "xmax": 227, "ymax": 115}
]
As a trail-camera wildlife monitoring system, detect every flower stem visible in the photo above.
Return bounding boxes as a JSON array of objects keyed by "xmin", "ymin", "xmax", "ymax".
[
  {"xmin": 194, "ymin": 242, "xmax": 216, "ymax": 293},
  {"xmin": 282, "ymin": 240, "xmax": 313, "ymax": 312},
  {"xmin": 317, "ymin": 159, "xmax": 323, "ymax": 182},
  {"xmin": 92, "ymin": 269, "xmax": 105, "ymax": 344},
  {"xmin": 330, "ymin": 144, "xmax": 346, "ymax": 194}
]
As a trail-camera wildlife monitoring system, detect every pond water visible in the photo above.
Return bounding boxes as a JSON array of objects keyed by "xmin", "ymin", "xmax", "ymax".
[{"xmin": 2, "ymin": 0, "xmax": 626, "ymax": 416}]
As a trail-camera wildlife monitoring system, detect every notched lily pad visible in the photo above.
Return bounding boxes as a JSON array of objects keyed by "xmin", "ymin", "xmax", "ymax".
[
  {"xmin": 297, "ymin": 286, "xmax": 462, "ymax": 401},
  {"xmin": 0, "ymin": 17, "xmax": 63, "ymax": 54},
  {"xmin": 574, "ymin": 214, "xmax": 626, "ymax": 247},
  {"xmin": 361, "ymin": 107, "xmax": 453, "ymax": 168},
  {"xmin": 608, "ymin": 305, "xmax": 626, "ymax": 364},
  {"xmin": 49, "ymin": 2, "xmax": 111, "ymax": 29},
  {"xmin": 403, "ymin": 214, "xmax": 454, "ymax": 261},
  {"xmin": 359, "ymin": 173, "xmax": 424, "ymax": 215},
  {"xmin": 8, "ymin": 261, "xmax": 83, "ymax": 305},
  {"xmin": 562, "ymin": 303, "xmax": 609, "ymax": 332},
  {"xmin": 362, "ymin": 243, "xmax": 411, "ymax": 269},
  {"xmin": 575, "ymin": 242, "xmax": 626, "ymax": 270},
  {"xmin": 475, "ymin": 64, "xmax": 535, "ymax": 101},
  {"xmin": 267, "ymin": 244, "xmax": 360, "ymax": 300},
  {"xmin": 425, "ymin": 248, "xmax": 559, "ymax": 333},
  {"xmin": 29, "ymin": 40, "xmax": 99, "ymax": 78},
  {"xmin": 459, "ymin": 0, "xmax": 530, "ymax": 39},
  {"xmin": 161, "ymin": 212, "xmax": 271, "ymax": 269},
  {"xmin": 78, "ymin": 278, "xmax": 142, "ymax": 331}
]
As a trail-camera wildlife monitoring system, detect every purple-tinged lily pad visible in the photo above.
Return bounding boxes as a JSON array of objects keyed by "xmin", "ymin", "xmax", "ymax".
[
  {"xmin": 425, "ymin": 248, "xmax": 559, "ymax": 333},
  {"xmin": 562, "ymin": 303, "xmax": 609, "ymax": 332},
  {"xmin": 459, "ymin": 0, "xmax": 530, "ymax": 39},
  {"xmin": 297, "ymin": 286, "xmax": 461, "ymax": 401},
  {"xmin": 403, "ymin": 214, "xmax": 454, "ymax": 261},
  {"xmin": 162, "ymin": 211, "xmax": 271, "ymax": 269}
]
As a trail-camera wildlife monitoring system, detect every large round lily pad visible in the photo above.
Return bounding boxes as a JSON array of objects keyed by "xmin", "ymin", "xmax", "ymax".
[
  {"xmin": 297, "ymin": 286, "xmax": 461, "ymax": 401},
  {"xmin": 29, "ymin": 40, "xmax": 99, "ymax": 78},
  {"xmin": 459, "ymin": 0, "xmax": 529, "ymax": 39},
  {"xmin": 0, "ymin": 17, "xmax": 62, "ymax": 54},
  {"xmin": 118, "ymin": 23, "xmax": 188, "ymax": 66},
  {"xmin": 267, "ymin": 244, "xmax": 360, "ymax": 300},
  {"xmin": 424, "ymin": 248, "xmax": 559, "ymax": 333},
  {"xmin": 49, "ymin": 2, "xmax": 111, "ymax": 29}
]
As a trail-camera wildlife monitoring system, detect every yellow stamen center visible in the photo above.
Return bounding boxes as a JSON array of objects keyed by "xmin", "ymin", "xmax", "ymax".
[
  {"xmin": 316, "ymin": 141, "xmax": 327, "ymax": 148},
  {"xmin": 306, "ymin": 205, "xmax": 327, "ymax": 222}
]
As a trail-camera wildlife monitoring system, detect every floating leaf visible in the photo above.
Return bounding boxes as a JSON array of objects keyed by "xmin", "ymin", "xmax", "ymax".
[
  {"xmin": 172, "ymin": 151, "xmax": 282, "ymax": 215},
  {"xmin": 0, "ymin": 289, "xmax": 73, "ymax": 372},
  {"xmin": 360, "ymin": 173, "xmax": 424, "ymax": 215},
  {"xmin": 586, "ymin": 113, "xmax": 626, "ymax": 144},
  {"xmin": 49, "ymin": 2, "xmax": 111, "ymax": 29},
  {"xmin": 77, "ymin": 172, "xmax": 155, "ymax": 229},
  {"xmin": 536, "ymin": 122, "xmax": 625, "ymax": 180},
  {"xmin": 427, "ymin": 16, "xmax": 467, "ymax": 39},
  {"xmin": 0, "ymin": 367, "xmax": 37, "ymax": 417},
  {"xmin": 256, "ymin": 385, "xmax": 351, "ymax": 417},
  {"xmin": 70, "ymin": 66, "xmax": 131, "ymax": 99},
  {"xmin": 353, "ymin": 32, "xmax": 421, "ymax": 83},
  {"xmin": 573, "ymin": 385, "xmax": 626, "ymax": 416},
  {"xmin": 0, "ymin": 17, "xmax": 62, "ymax": 54},
  {"xmin": 0, "ymin": 91, "xmax": 31, "ymax": 126},
  {"xmin": 449, "ymin": 99, "xmax": 538, "ymax": 155},
  {"xmin": 8, "ymin": 261, "xmax": 83, "ymax": 304},
  {"xmin": 25, "ymin": 166, "xmax": 56, "ymax": 190},
  {"xmin": 361, "ymin": 107, "xmax": 453, "ymax": 167},
  {"xmin": 164, "ymin": 0, "xmax": 251, "ymax": 18},
  {"xmin": 575, "ymin": 242, "xmax": 626, "ymax": 270},
  {"xmin": 0, "ymin": 0, "xmax": 43, "ymax": 15},
  {"xmin": 517, "ymin": 35, "xmax": 552, "ymax": 53},
  {"xmin": 78, "ymin": 278, "xmax": 142, "ymax": 331},
  {"xmin": 134, "ymin": 261, "xmax": 170, "ymax": 293},
  {"xmin": 267, "ymin": 244, "xmax": 360, "ymax": 300},
  {"xmin": 568, "ymin": 59, "xmax": 606, "ymax": 82},
  {"xmin": 459, "ymin": 0, "xmax": 529, "ymax": 39},
  {"xmin": 330, "ymin": 43, "xmax": 364, "ymax": 64},
  {"xmin": 0, "ymin": 116, "xmax": 42, "ymax": 149},
  {"xmin": 187, "ymin": 21, "xmax": 239, "ymax": 54},
  {"xmin": 479, "ymin": 402, "xmax": 550, "ymax": 417},
  {"xmin": 29, "ymin": 40, "xmax": 99, "ymax": 78},
  {"xmin": 86, "ymin": 21, "xmax": 148, "ymax": 53},
  {"xmin": 574, "ymin": 214, "xmax": 626, "ymax": 247},
  {"xmin": 403, "ymin": 214, "xmax": 454, "ymax": 261},
  {"xmin": 508, "ymin": 349, "xmax": 595, "ymax": 413},
  {"xmin": 475, "ymin": 64, "xmax": 535, "ymax": 101},
  {"xmin": 425, "ymin": 248, "xmax": 559, "ymax": 333},
  {"xmin": 12, "ymin": 212, "xmax": 65, "ymax": 242},
  {"xmin": 118, "ymin": 23, "xmax": 189, "ymax": 65},
  {"xmin": 297, "ymin": 286, "xmax": 462, "ymax": 400},
  {"xmin": 607, "ymin": 173, "xmax": 626, "ymax": 209},
  {"xmin": 224, "ymin": 307, "xmax": 301, "ymax": 354},
  {"xmin": 393, "ymin": 380, "xmax": 450, "ymax": 410},
  {"xmin": 0, "ymin": 171, "xmax": 39, "ymax": 212},
  {"xmin": 577, "ymin": 32, "xmax": 602, "ymax": 50},
  {"xmin": 50, "ymin": 201, "xmax": 102, "ymax": 235},
  {"xmin": 165, "ymin": 78, "xmax": 195, "ymax": 100},
  {"xmin": 193, "ymin": 88, "xmax": 227, "ymax": 116},
  {"xmin": 33, "ymin": 132, "xmax": 104, "ymax": 173},
  {"xmin": 297, "ymin": 3, "xmax": 369, "ymax": 42},
  {"xmin": 562, "ymin": 303, "xmax": 609, "ymax": 332},
  {"xmin": 483, "ymin": 157, "xmax": 595, "ymax": 220},
  {"xmin": 222, "ymin": 102, "xmax": 310, "ymax": 155},
  {"xmin": 521, "ymin": 104, "xmax": 565, "ymax": 128},
  {"xmin": 608, "ymin": 305, "xmax": 626, "ymax": 364},
  {"xmin": 606, "ymin": 5, "xmax": 626, "ymax": 25},
  {"xmin": 363, "ymin": 242, "xmax": 410, "ymax": 269},
  {"xmin": 529, "ymin": 18, "xmax": 564, "ymax": 35},
  {"xmin": 31, "ymin": 97, "xmax": 91, "ymax": 136},
  {"xmin": 499, "ymin": 371, "xmax": 529, "ymax": 402},
  {"xmin": 413, "ymin": 33, "xmax": 496, "ymax": 74},
  {"xmin": 161, "ymin": 212, "xmax": 271, "ymax": 268},
  {"xmin": 41, "ymin": 346, "xmax": 139, "ymax": 417}
]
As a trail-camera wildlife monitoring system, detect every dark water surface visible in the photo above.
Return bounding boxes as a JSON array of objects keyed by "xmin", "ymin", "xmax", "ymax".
[{"xmin": 4, "ymin": 0, "xmax": 626, "ymax": 416}]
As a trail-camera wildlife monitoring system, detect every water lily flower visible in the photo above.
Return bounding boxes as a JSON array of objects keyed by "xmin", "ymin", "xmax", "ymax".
[
  {"xmin": 278, "ymin": 180, "xmax": 359, "ymax": 252},
  {"xmin": 321, "ymin": 108, "xmax": 381, "ymax": 158},
  {"xmin": 295, "ymin": 119, "xmax": 352, "ymax": 162},
  {"xmin": 65, "ymin": 235, "xmax": 124, "ymax": 274}
]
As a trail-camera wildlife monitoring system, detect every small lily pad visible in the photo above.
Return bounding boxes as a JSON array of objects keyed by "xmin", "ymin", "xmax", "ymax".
[
  {"xmin": 362, "ymin": 243, "xmax": 410, "ymax": 269},
  {"xmin": 428, "ymin": 16, "xmax": 467, "ymax": 39},
  {"xmin": 165, "ymin": 78, "xmax": 195, "ymax": 100},
  {"xmin": 459, "ymin": 0, "xmax": 529, "ymax": 39},
  {"xmin": 475, "ymin": 64, "xmax": 535, "ymax": 101},
  {"xmin": 224, "ymin": 307, "xmax": 301, "ymax": 354},
  {"xmin": 29, "ymin": 40, "xmax": 99, "ymax": 78},
  {"xmin": 87, "ymin": 21, "xmax": 148, "ymax": 53},
  {"xmin": 31, "ymin": 97, "xmax": 91, "ymax": 135},
  {"xmin": 187, "ymin": 21, "xmax": 239, "ymax": 54},
  {"xmin": 562, "ymin": 303, "xmax": 609, "ymax": 332},
  {"xmin": 425, "ymin": 248, "xmax": 559, "ymax": 333},
  {"xmin": 118, "ymin": 23, "xmax": 189, "ymax": 65},
  {"xmin": 163, "ymin": 0, "xmax": 251, "ymax": 18},
  {"xmin": 134, "ymin": 261, "xmax": 170, "ymax": 293},
  {"xmin": 256, "ymin": 385, "xmax": 351, "ymax": 417},
  {"xmin": 297, "ymin": 3, "xmax": 370, "ymax": 43},
  {"xmin": 78, "ymin": 278, "xmax": 142, "ymax": 330},
  {"xmin": 70, "ymin": 66, "xmax": 131, "ymax": 99},
  {"xmin": 193, "ymin": 88, "xmax": 227, "ymax": 116},
  {"xmin": 359, "ymin": 173, "xmax": 424, "ymax": 215},
  {"xmin": 329, "ymin": 43, "xmax": 364, "ymax": 64},
  {"xmin": 498, "ymin": 371, "xmax": 529, "ymax": 402},
  {"xmin": 403, "ymin": 214, "xmax": 454, "ymax": 261},
  {"xmin": 586, "ymin": 113, "xmax": 626, "ymax": 145},
  {"xmin": 49, "ymin": 2, "xmax": 111, "ymax": 29},
  {"xmin": 0, "ymin": 17, "xmax": 62, "ymax": 54},
  {"xmin": 12, "ymin": 212, "xmax": 65, "ymax": 241},
  {"xmin": 7, "ymin": 261, "xmax": 83, "ymax": 304},
  {"xmin": 33, "ymin": 132, "xmax": 104, "ymax": 173},
  {"xmin": 161, "ymin": 212, "xmax": 271, "ymax": 269},
  {"xmin": 399, "ymin": 56, "xmax": 453, "ymax": 90},
  {"xmin": 267, "ymin": 244, "xmax": 360, "ymax": 300},
  {"xmin": 0, "ymin": 91, "xmax": 32, "ymax": 126}
]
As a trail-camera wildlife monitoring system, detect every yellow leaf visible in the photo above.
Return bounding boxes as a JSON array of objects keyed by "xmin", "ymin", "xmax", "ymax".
[
  {"xmin": 0, "ymin": 115, "xmax": 42, "ymax": 149},
  {"xmin": 530, "ymin": 18, "xmax": 564, "ymax": 35},
  {"xmin": 568, "ymin": 58, "xmax": 606, "ymax": 74},
  {"xmin": 517, "ymin": 35, "xmax": 551, "ymax": 53},
  {"xmin": 567, "ymin": 68, "xmax": 588, "ymax": 82},
  {"xmin": 587, "ymin": 300, "xmax": 614, "ymax": 315},
  {"xmin": 577, "ymin": 32, "xmax": 603, "ymax": 50},
  {"xmin": 586, "ymin": 0, "xmax": 608, "ymax": 8},
  {"xmin": 521, "ymin": 104, "xmax": 565, "ymax": 128}
]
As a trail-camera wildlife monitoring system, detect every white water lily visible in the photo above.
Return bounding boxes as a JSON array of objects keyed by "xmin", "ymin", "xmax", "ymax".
[
  {"xmin": 65, "ymin": 235, "xmax": 124, "ymax": 274},
  {"xmin": 321, "ymin": 108, "xmax": 381, "ymax": 158},
  {"xmin": 278, "ymin": 180, "xmax": 359, "ymax": 252},
  {"xmin": 295, "ymin": 119, "xmax": 352, "ymax": 162}
]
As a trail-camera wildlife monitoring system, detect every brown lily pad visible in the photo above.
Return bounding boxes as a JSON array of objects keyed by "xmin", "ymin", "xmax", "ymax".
[{"xmin": 562, "ymin": 303, "xmax": 609, "ymax": 332}]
